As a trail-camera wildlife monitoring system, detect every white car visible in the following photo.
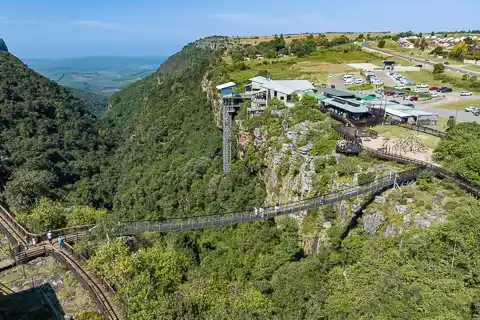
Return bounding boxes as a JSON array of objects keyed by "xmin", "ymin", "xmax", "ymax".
[
  {"xmin": 328, "ymin": 74, "xmax": 333, "ymax": 78},
  {"xmin": 417, "ymin": 83, "xmax": 429, "ymax": 88},
  {"xmin": 393, "ymin": 85, "xmax": 405, "ymax": 89},
  {"xmin": 354, "ymin": 78, "xmax": 364, "ymax": 84},
  {"xmin": 465, "ymin": 106, "xmax": 477, "ymax": 112},
  {"xmin": 430, "ymin": 93, "xmax": 440, "ymax": 98},
  {"xmin": 344, "ymin": 80, "xmax": 354, "ymax": 86},
  {"xmin": 460, "ymin": 91, "xmax": 473, "ymax": 96},
  {"xmin": 412, "ymin": 89, "xmax": 421, "ymax": 93},
  {"xmin": 343, "ymin": 75, "xmax": 354, "ymax": 80}
]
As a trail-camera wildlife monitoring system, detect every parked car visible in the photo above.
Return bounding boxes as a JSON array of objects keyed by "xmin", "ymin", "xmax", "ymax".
[
  {"xmin": 403, "ymin": 103, "xmax": 415, "ymax": 108},
  {"xmin": 465, "ymin": 106, "xmax": 477, "ymax": 112},
  {"xmin": 444, "ymin": 62, "xmax": 450, "ymax": 65},
  {"xmin": 438, "ymin": 87, "xmax": 452, "ymax": 93},
  {"xmin": 389, "ymin": 100, "xmax": 400, "ymax": 104},
  {"xmin": 393, "ymin": 92, "xmax": 406, "ymax": 97},
  {"xmin": 330, "ymin": 84, "xmax": 336, "ymax": 88},
  {"xmin": 410, "ymin": 96, "xmax": 419, "ymax": 101},
  {"xmin": 354, "ymin": 78, "xmax": 364, "ymax": 84},
  {"xmin": 404, "ymin": 87, "xmax": 412, "ymax": 91},
  {"xmin": 328, "ymin": 74, "xmax": 333, "ymax": 78},
  {"xmin": 415, "ymin": 64, "xmax": 423, "ymax": 68},
  {"xmin": 385, "ymin": 91, "xmax": 395, "ymax": 96},
  {"xmin": 429, "ymin": 87, "xmax": 438, "ymax": 91},
  {"xmin": 375, "ymin": 89, "xmax": 384, "ymax": 94},
  {"xmin": 460, "ymin": 91, "xmax": 473, "ymax": 96},
  {"xmin": 474, "ymin": 111, "xmax": 480, "ymax": 116},
  {"xmin": 430, "ymin": 93, "xmax": 440, "ymax": 98},
  {"xmin": 417, "ymin": 84, "xmax": 429, "ymax": 88}
]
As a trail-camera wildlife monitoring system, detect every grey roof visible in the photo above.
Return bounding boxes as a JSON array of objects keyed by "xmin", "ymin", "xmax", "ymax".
[
  {"xmin": 249, "ymin": 76, "xmax": 269, "ymax": 84},
  {"xmin": 316, "ymin": 88, "xmax": 356, "ymax": 98},
  {"xmin": 323, "ymin": 98, "xmax": 370, "ymax": 114},
  {"xmin": 261, "ymin": 80, "xmax": 314, "ymax": 95}
]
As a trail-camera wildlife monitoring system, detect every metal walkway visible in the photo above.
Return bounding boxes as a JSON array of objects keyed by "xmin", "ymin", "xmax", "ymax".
[{"xmin": 0, "ymin": 207, "xmax": 122, "ymax": 320}]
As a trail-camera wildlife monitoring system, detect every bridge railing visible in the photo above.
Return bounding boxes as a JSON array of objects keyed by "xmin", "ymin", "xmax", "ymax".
[
  {"xmin": 0, "ymin": 204, "xmax": 92, "ymax": 242},
  {"xmin": 362, "ymin": 147, "xmax": 480, "ymax": 197},
  {"xmin": 392, "ymin": 122, "xmax": 446, "ymax": 137},
  {"xmin": 122, "ymin": 168, "xmax": 421, "ymax": 234}
]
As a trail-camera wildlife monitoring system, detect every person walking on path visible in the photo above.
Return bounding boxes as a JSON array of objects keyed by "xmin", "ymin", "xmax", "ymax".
[
  {"xmin": 58, "ymin": 236, "xmax": 63, "ymax": 249},
  {"xmin": 32, "ymin": 236, "xmax": 37, "ymax": 247},
  {"xmin": 46, "ymin": 231, "xmax": 52, "ymax": 245},
  {"xmin": 25, "ymin": 236, "xmax": 30, "ymax": 250}
]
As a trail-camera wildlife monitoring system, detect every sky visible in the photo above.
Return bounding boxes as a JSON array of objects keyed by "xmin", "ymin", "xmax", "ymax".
[{"xmin": 1, "ymin": 0, "xmax": 479, "ymax": 59}]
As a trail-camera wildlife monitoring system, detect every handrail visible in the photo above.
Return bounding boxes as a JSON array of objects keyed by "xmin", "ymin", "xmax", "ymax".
[
  {"xmin": 0, "ymin": 209, "xmax": 121, "ymax": 320},
  {"xmin": 362, "ymin": 147, "xmax": 480, "ymax": 197},
  {"xmin": 393, "ymin": 122, "xmax": 446, "ymax": 138}
]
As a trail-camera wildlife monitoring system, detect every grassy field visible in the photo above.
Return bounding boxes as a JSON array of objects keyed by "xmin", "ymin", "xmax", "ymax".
[
  {"xmin": 435, "ymin": 99, "xmax": 480, "ymax": 110},
  {"xmin": 373, "ymin": 125, "xmax": 440, "ymax": 149},
  {"xmin": 402, "ymin": 70, "xmax": 464, "ymax": 88},
  {"xmin": 229, "ymin": 49, "xmax": 384, "ymax": 84},
  {"xmin": 463, "ymin": 64, "xmax": 480, "ymax": 72}
]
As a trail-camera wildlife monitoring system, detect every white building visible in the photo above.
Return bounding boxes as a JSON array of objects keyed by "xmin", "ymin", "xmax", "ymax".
[{"xmin": 245, "ymin": 76, "xmax": 315, "ymax": 112}]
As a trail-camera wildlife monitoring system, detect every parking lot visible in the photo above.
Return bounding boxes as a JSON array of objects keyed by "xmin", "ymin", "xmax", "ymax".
[
  {"xmin": 371, "ymin": 71, "xmax": 396, "ymax": 86},
  {"xmin": 329, "ymin": 73, "xmax": 365, "ymax": 89}
]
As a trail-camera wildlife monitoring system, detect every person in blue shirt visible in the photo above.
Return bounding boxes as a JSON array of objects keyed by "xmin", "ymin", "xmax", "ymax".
[{"xmin": 58, "ymin": 236, "xmax": 63, "ymax": 249}]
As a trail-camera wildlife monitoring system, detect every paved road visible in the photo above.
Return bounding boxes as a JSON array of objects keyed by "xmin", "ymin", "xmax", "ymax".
[{"xmin": 362, "ymin": 42, "xmax": 480, "ymax": 77}]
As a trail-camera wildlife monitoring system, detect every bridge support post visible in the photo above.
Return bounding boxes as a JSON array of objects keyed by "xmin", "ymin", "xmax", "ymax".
[
  {"xmin": 393, "ymin": 174, "xmax": 401, "ymax": 190},
  {"xmin": 222, "ymin": 103, "xmax": 233, "ymax": 173}
]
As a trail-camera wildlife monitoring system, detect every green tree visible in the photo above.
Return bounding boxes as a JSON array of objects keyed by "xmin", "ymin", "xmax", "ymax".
[
  {"xmin": 446, "ymin": 116, "xmax": 456, "ymax": 132},
  {"xmin": 5, "ymin": 169, "xmax": 56, "ymax": 211},
  {"xmin": 433, "ymin": 63, "xmax": 446, "ymax": 73},
  {"xmin": 430, "ymin": 46, "xmax": 444, "ymax": 55},
  {"xmin": 378, "ymin": 39, "xmax": 386, "ymax": 48}
]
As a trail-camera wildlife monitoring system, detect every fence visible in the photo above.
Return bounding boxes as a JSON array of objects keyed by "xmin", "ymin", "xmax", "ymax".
[
  {"xmin": 121, "ymin": 168, "xmax": 422, "ymax": 235},
  {"xmin": 362, "ymin": 147, "xmax": 480, "ymax": 197},
  {"xmin": 393, "ymin": 122, "xmax": 446, "ymax": 137}
]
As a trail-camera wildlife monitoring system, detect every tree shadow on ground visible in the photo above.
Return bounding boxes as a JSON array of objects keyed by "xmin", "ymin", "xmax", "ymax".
[{"xmin": 0, "ymin": 283, "xmax": 64, "ymax": 320}]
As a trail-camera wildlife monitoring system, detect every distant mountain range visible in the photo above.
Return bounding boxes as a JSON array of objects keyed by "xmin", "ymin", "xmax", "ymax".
[{"xmin": 24, "ymin": 56, "xmax": 166, "ymax": 96}]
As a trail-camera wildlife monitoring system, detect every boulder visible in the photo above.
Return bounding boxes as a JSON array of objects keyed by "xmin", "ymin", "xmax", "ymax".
[
  {"xmin": 395, "ymin": 204, "xmax": 409, "ymax": 215},
  {"xmin": 339, "ymin": 201, "xmax": 348, "ymax": 222},
  {"xmin": 362, "ymin": 212, "xmax": 386, "ymax": 235},
  {"xmin": 403, "ymin": 214, "xmax": 411, "ymax": 227},
  {"xmin": 374, "ymin": 195, "xmax": 386, "ymax": 204},
  {"xmin": 385, "ymin": 224, "xmax": 398, "ymax": 237}
]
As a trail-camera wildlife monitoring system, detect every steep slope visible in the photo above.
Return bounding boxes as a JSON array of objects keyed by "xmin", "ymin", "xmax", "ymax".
[
  {"xmin": 0, "ymin": 39, "xmax": 7, "ymax": 52},
  {"xmin": 65, "ymin": 87, "xmax": 108, "ymax": 117},
  {"xmin": 0, "ymin": 51, "xmax": 106, "ymax": 210},
  {"xmin": 70, "ymin": 39, "xmax": 265, "ymax": 219}
]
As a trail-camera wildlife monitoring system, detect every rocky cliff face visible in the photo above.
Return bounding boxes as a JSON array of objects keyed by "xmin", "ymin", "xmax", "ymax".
[{"xmin": 201, "ymin": 74, "xmax": 222, "ymax": 128}]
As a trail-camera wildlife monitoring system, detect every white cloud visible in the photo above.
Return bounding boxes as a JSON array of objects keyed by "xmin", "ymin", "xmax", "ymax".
[{"xmin": 69, "ymin": 20, "xmax": 128, "ymax": 30}]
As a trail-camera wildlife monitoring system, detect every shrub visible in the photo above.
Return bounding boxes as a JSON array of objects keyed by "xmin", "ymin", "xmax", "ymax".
[{"xmin": 358, "ymin": 172, "xmax": 376, "ymax": 185}]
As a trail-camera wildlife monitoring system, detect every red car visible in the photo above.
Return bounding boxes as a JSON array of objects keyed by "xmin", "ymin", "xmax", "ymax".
[
  {"xmin": 385, "ymin": 91, "xmax": 394, "ymax": 96},
  {"xmin": 410, "ymin": 96, "xmax": 419, "ymax": 101},
  {"xmin": 429, "ymin": 87, "xmax": 438, "ymax": 91}
]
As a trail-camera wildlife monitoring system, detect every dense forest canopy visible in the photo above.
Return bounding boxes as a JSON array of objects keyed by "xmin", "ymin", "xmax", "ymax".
[{"xmin": 0, "ymin": 51, "xmax": 108, "ymax": 211}]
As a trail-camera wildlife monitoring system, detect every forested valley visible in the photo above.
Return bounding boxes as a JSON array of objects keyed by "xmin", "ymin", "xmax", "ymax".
[{"xmin": 1, "ymin": 37, "xmax": 480, "ymax": 319}]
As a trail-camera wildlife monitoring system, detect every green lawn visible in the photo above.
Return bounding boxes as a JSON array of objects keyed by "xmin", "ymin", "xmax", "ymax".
[
  {"xmin": 435, "ymin": 99, "xmax": 480, "ymax": 110},
  {"xmin": 463, "ymin": 64, "xmax": 480, "ymax": 72},
  {"xmin": 374, "ymin": 125, "xmax": 440, "ymax": 149}
]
